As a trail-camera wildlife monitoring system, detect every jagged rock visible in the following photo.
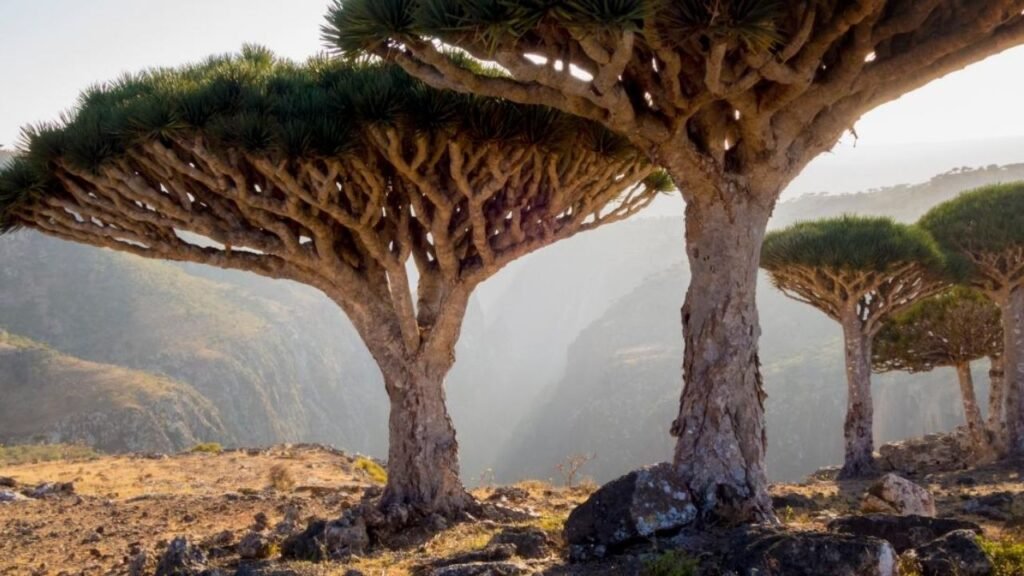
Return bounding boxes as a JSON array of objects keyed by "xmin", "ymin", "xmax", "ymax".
[
  {"xmin": 28, "ymin": 481, "xmax": 75, "ymax": 499},
  {"xmin": 861, "ymin": 474, "xmax": 935, "ymax": 517},
  {"xmin": 488, "ymin": 527, "xmax": 552, "ymax": 559},
  {"xmin": 910, "ymin": 530, "xmax": 993, "ymax": 576},
  {"xmin": 237, "ymin": 531, "xmax": 274, "ymax": 560},
  {"xmin": 155, "ymin": 537, "xmax": 209, "ymax": 576},
  {"xmin": 877, "ymin": 429, "xmax": 974, "ymax": 475},
  {"xmin": 281, "ymin": 515, "xmax": 368, "ymax": 560},
  {"xmin": 827, "ymin": 514, "xmax": 981, "ymax": 553},
  {"xmin": 430, "ymin": 562, "xmax": 528, "ymax": 576},
  {"xmin": 565, "ymin": 462, "xmax": 695, "ymax": 558},
  {"xmin": 719, "ymin": 528, "xmax": 897, "ymax": 576}
]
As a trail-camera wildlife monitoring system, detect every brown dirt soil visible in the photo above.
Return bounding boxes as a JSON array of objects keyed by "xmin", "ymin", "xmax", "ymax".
[{"xmin": 3, "ymin": 446, "xmax": 1024, "ymax": 576}]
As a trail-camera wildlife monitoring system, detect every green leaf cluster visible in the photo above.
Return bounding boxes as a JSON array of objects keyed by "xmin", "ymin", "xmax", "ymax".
[
  {"xmin": 761, "ymin": 215, "xmax": 945, "ymax": 274},
  {"xmin": 0, "ymin": 46, "xmax": 641, "ymax": 234},
  {"xmin": 919, "ymin": 182, "xmax": 1024, "ymax": 261},
  {"xmin": 323, "ymin": 0, "xmax": 784, "ymax": 55},
  {"xmin": 873, "ymin": 287, "xmax": 1001, "ymax": 373}
]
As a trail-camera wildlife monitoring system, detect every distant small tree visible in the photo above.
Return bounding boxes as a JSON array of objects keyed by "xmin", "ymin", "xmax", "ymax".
[
  {"xmin": 0, "ymin": 49, "xmax": 666, "ymax": 522},
  {"xmin": 920, "ymin": 184, "xmax": 1024, "ymax": 454},
  {"xmin": 762, "ymin": 216, "xmax": 947, "ymax": 477},
  {"xmin": 873, "ymin": 287, "xmax": 1002, "ymax": 453}
]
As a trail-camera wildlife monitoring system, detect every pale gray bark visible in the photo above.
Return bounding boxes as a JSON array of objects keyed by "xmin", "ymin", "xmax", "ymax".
[
  {"xmin": 1005, "ymin": 288, "xmax": 1024, "ymax": 455},
  {"xmin": 671, "ymin": 191, "xmax": 775, "ymax": 523},
  {"xmin": 378, "ymin": 356, "xmax": 470, "ymax": 518},
  {"xmin": 988, "ymin": 355, "xmax": 1006, "ymax": 450},
  {"xmin": 840, "ymin": 310, "xmax": 875, "ymax": 478},
  {"xmin": 956, "ymin": 362, "xmax": 988, "ymax": 453}
]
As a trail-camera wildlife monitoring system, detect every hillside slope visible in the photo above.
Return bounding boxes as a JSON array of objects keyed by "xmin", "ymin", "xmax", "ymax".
[
  {"xmin": 0, "ymin": 331, "xmax": 225, "ymax": 452},
  {"xmin": 0, "ymin": 232, "xmax": 387, "ymax": 454}
]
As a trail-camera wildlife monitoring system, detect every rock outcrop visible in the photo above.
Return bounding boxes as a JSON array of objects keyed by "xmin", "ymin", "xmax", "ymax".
[
  {"xmin": 0, "ymin": 331, "xmax": 226, "ymax": 453},
  {"xmin": 861, "ymin": 474, "xmax": 936, "ymax": 517},
  {"xmin": 564, "ymin": 462, "xmax": 695, "ymax": 558}
]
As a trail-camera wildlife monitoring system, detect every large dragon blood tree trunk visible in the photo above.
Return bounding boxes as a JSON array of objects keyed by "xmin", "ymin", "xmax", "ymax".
[{"xmin": 672, "ymin": 186, "xmax": 775, "ymax": 521}]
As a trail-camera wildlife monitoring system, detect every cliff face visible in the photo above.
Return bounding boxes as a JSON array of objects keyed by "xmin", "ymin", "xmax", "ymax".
[
  {"xmin": 0, "ymin": 232, "xmax": 388, "ymax": 455},
  {"xmin": 0, "ymin": 331, "xmax": 226, "ymax": 453}
]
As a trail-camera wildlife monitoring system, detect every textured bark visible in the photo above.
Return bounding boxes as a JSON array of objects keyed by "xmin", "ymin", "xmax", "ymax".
[
  {"xmin": 1005, "ymin": 288, "xmax": 1024, "ymax": 455},
  {"xmin": 988, "ymin": 355, "xmax": 1007, "ymax": 445},
  {"xmin": 840, "ymin": 312, "xmax": 875, "ymax": 479},
  {"xmin": 378, "ymin": 355, "xmax": 471, "ymax": 518},
  {"xmin": 671, "ymin": 190, "xmax": 774, "ymax": 524},
  {"xmin": 955, "ymin": 362, "xmax": 988, "ymax": 453}
]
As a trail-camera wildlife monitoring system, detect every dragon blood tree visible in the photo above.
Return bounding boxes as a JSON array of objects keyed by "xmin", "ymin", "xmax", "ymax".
[
  {"xmin": 873, "ymin": 287, "xmax": 1002, "ymax": 454},
  {"xmin": 920, "ymin": 183, "xmax": 1024, "ymax": 455},
  {"xmin": 761, "ymin": 216, "xmax": 947, "ymax": 478},
  {"xmin": 0, "ymin": 48, "xmax": 667, "ymax": 521},
  {"xmin": 324, "ymin": 0, "xmax": 1024, "ymax": 521}
]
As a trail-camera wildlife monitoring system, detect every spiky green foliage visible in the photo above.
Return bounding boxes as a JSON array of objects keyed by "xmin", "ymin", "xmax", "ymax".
[
  {"xmin": 323, "ymin": 0, "xmax": 783, "ymax": 55},
  {"xmin": 919, "ymin": 183, "xmax": 1024, "ymax": 280},
  {"xmin": 0, "ymin": 46, "xmax": 639, "ymax": 227},
  {"xmin": 873, "ymin": 287, "xmax": 1002, "ymax": 374},
  {"xmin": 761, "ymin": 216, "xmax": 945, "ymax": 274}
]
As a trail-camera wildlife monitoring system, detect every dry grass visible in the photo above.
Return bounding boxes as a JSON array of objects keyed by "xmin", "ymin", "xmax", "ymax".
[{"xmin": 269, "ymin": 463, "xmax": 296, "ymax": 491}]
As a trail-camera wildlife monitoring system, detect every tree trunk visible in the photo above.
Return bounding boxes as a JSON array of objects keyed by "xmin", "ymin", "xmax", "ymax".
[
  {"xmin": 988, "ymin": 355, "xmax": 1006, "ymax": 450},
  {"xmin": 671, "ymin": 191, "xmax": 775, "ymax": 523},
  {"xmin": 839, "ymin": 311, "xmax": 875, "ymax": 479},
  {"xmin": 1005, "ymin": 287, "xmax": 1024, "ymax": 455},
  {"xmin": 956, "ymin": 362, "xmax": 988, "ymax": 454},
  {"xmin": 378, "ymin": 355, "xmax": 472, "ymax": 519}
]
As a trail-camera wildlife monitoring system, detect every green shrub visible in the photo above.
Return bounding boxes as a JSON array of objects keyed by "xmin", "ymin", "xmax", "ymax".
[
  {"xmin": 353, "ymin": 456, "xmax": 387, "ymax": 484},
  {"xmin": 981, "ymin": 538, "xmax": 1024, "ymax": 576},
  {"xmin": 190, "ymin": 442, "xmax": 223, "ymax": 454},
  {"xmin": 644, "ymin": 550, "xmax": 699, "ymax": 576}
]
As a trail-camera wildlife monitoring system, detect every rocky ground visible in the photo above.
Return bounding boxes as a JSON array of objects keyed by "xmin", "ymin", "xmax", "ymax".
[{"xmin": 2, "ymin": 444, "xmax": 1023, "ymax": 575}]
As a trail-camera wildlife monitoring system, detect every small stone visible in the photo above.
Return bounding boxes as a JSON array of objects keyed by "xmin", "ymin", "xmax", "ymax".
[
  {"xmin": 0, "ymin": 490, "xmax": 27, "ymax": 503},
  {"xmin": 487, "ymin": 527, "xmax": 552, "ymax": 559},
  {"xmin": 430, "ymin": 562, "xmax": 528, "ymax": 576},
  {"xmin": 912, "ymin": 529, "xmax": 992, "ymax": 576},
  {"xmin": 861, "ymin": 474, "xmax": 936, "ymax": 517},
  {"xmin": 253, "ymin": 512, "xmax": 269, "ymax": 531},
  {"xmin": 28, "ymin": 482, "xmax": 75, "ymax": 499},
  {"xmin": 0, "ymin": 477, "xmax": 16, "ymax": 488}
]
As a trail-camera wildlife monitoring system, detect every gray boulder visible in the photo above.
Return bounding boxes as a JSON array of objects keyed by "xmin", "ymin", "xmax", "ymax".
[
  {"xmin": 155, "ymin": 537, "xmax": 210, "ymax": 576},
  {"xmin": 565, "ymin": 462, "xmax": 695, "ymax": 558},
  {"xmin": 720, "ymin": 528, "xmax": 897, "ymax": 576},
  {"xmin": 861, "ymin": 474, "xmax": 936, "ymax": 517}
]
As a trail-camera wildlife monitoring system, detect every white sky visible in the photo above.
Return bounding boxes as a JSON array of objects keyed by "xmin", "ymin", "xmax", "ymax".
[{"xmin": 2, "ymin": 0, "xmax": 1024, "ymax": 197}]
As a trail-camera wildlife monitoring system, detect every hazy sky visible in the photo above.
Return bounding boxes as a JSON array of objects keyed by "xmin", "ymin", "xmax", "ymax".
[{"xmin": 3, "ymin": 0, "xmax": 1024, "ymax": 197}]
